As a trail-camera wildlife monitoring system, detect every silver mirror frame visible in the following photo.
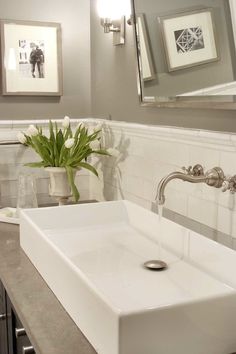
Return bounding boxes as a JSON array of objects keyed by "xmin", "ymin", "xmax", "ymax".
[{"xmin": 131, "ymin": 0, "xmax": 236, "ymax": 109}]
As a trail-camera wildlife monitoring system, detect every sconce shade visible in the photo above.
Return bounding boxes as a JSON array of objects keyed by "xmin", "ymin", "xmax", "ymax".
[
  {"xmin": 97, "ymin": 0, "xmax": 127, "ymax": 20},
  {"xmin": 97, "ymin": 0, "xmax": 127, "ymax": 46}
]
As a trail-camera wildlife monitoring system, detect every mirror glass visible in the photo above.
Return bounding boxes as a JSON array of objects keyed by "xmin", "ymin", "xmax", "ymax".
[{"xmin": 131, "ymin": 0, "xmax": 236, "ymax": 107}]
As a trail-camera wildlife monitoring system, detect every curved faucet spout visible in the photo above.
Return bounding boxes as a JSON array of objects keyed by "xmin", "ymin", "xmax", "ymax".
[
  {"xmin": 156, "ymin": 172, "xmax": 207, "ymax": 205},
  {"xmin": 156, "ymin": 165, "xmax": 225, "ymax": 206}
]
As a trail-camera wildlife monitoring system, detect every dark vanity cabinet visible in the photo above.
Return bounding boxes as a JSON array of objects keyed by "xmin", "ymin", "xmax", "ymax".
[
  {"xmin": 0, "ymin": 279, "xmax": 35, "ymax": 354},
  {"xmin": 0, "ymin": 280, "xmax": 8, "ymax": 354}
]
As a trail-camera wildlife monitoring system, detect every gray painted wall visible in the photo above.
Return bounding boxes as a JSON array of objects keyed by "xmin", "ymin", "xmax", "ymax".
[
  {"xmin": 0, "ymin": 0, "xmax": 91, "ymax": 119},
  {"xmin": 90, "ymin": 0, "xmax": 236, "ymax": 132}
]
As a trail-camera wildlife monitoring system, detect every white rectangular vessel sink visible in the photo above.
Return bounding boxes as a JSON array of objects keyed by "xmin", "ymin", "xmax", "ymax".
[{"xmin": 20, "ymin": 201, "xmax": 236, "ymax": 354}]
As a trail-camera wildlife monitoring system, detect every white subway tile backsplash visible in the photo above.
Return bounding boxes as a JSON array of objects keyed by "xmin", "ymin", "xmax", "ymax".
[
  {"xmin": 164, "ymin": 187, "xmax": 188, "ymax": 216},
  {"xmin": 0, "ymin": 180, "xmax": 18, "ymax": 197},
  {"xmin": 232, "ymin": 213, "xmax": 236, "ymax": 239},
  {"xmin": 35, "ymin": 193, "xmax": 55, "ymax": 206},
  {"xmin": 217, "ymin": 206, "xmax": 234, "ymax": 236},
  {"xmin": 118, "ymin": 155, "xmax": 141, "ymax": 177},
  {"xmin": 231, "ymin": 134, "xmax": 236, "ymax": 149},
  {"xmin": 188, "ymin": 196, "xmax": 218, "ymax": 229},
  {"xmin": 142, "ymin": 179, "xmax": 156, "ymax": 201},
  {"xmin": 119, "ymin": 190, "xmax": 152, "ymax": 210},
  {"xmin": 0, "ymin": 196, "xmax": 17, "ymax": 208},
  {"xmin": 88, "ymin": 119, "xmax": 236, "ymax": 249},
  {"xmin": 0, "ymin": 164, "xmax": 25, "ymax": 181},
  {"xmin": 1, "ymin": 118, "xmax": 236, "ymax": 249},
  {"xmin": 169, "ymin": 178, "xmax": 203, "ymax": 197},
  {"xmin": 200, "ymin": 184, "xmax": 222, "ymax": 205},
  {"xmin": 144, "ymin": 140, "xmax": 188, "ymax": 166},
  {"xmin": 74, "ymin": 174, "xmax": 90, "ymax": 190},
  {"xmin": 189, "ymin": 146, "xmax": 220, "ymax": 168},
  {"xmin": 99, "ymin": 122, "xmax": 236, "ymax": 242},
  {"xmin": 0, "ymin": 146, "xmax": 18, "ymax": 164},
  {"xmin": 125, "ymin": 136, "xmax": 146, "ymax": 157},
  {"xmin": 121, "ymin": 175, "xmax": 144, "ymax": 196},
  {"xmin": 153, "ymin": 161, "xmax": 180, "ymax": 183},
  {"xmin": 219, "ymin": 151, "xmax": 236, "ymax": 175},
  {"xmin": 14, "ymin": 146, "xmax": 41, "ymax": 164},
  {"xmin": 36, "ymin": 178, "xmax": 50, "ymax": 194},
  {"xmin": 217, "ymin": 191, "xmax": 236, "ymax": 210},
  {"xmin": 131, "ymin": 158, "xmax": 156, "ymax": 181}
]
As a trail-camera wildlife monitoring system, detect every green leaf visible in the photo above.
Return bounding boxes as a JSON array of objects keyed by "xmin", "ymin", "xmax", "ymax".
[
  {"xmin": 66, "ymin": 166, "xmax": 80, "ymax": 202},
  {"xmin": 53, "ymin": 143, "xmax": 59, "ymax": 167},
  {"xmin": 56, "ymin": 130, "xmax": 64, "ymax": 152},
  {"xmin": 93, "ymin": 149, "xmax": 110, "ymax": 156},
  {"xmin": 55, "ymin": 121, "xmax": 58, "ymax": 135},
  {"xmin": 74, "ymin": 125, "xmax": 82, "ymax": 141},
  {"xmin": 77, "ymin": 162, "xmax": 98, "ymax": 176},
  {"xmin": 64, "ymin": 125, "xmax": 72, "ymax": 140},
  {"xmin": 49, "ymin": 121, "xmax": 55, "ymax": 141},
  {"xmin": 31, "ymin": 136, "xmax": 54, "ymax": 166}
]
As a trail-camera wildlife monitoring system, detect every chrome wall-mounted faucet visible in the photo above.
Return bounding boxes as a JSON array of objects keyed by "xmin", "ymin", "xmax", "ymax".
[{"xmin": 156, "ymin": 164, "xmax": 236, "ymax": 206}]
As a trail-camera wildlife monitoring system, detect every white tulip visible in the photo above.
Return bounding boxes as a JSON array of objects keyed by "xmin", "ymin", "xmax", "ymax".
[
  {"xmin": 62, "ymin": 116, "xmax": 70, "ymax": 129},
  {"xmin": 65, "ymin": 138, "xmax": 75, "ymax": 149},
  {"xmin": 17, "ymin": 132, "xmax": 27, "ymax": 144},
  {"xmin": 26, "ymin": 124, "xmax": 38, "ymax": 137},
  {"xmin": 90, "ymin": 140, "xmax": 100, "ymax": 150},
  {"xmin": 94, "ymin": 123, "xmax": 103, "ymax": 133},
  {"xmin": 107, "ymin": 148, "xmax": 120, "ymax": 157}
]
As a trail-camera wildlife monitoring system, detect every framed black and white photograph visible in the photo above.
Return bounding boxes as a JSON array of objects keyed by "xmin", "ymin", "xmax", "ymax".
[
  {"xmin": 159, "ymin": 8, "xmax": 219, "ymax": 72},
  {"xmin": 0, "ymin": 20, "xmax": 62, "ymax": 96}
]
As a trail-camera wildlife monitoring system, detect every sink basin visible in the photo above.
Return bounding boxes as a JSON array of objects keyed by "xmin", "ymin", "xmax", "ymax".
[{"xmin": 20, "ymin": 200, "xmax": 236, "ymax": 354}]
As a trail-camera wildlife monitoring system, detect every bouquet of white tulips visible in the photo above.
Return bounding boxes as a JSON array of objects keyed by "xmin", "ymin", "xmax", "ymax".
[{"xmin": 17, "ymin": 117, "xmax": 110, "ymax": 202}]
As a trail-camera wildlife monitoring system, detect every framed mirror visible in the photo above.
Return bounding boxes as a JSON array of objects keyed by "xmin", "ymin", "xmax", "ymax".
[{"xmin": 131, "ymin": 0, "xmax": 236, "ymax": 108}]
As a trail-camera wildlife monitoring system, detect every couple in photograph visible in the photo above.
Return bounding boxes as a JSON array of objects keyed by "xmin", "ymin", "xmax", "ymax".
[{"xmin": 29, "ymin": 44, "xmax": 44, "ymax": 78}]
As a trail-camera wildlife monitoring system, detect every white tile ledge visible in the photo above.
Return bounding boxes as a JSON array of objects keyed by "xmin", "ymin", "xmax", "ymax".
[
  {"xmin": 101, "ymin": 120, "xmax": 236, "ymax": 151},
  {"xmin": 0, "ymin": 118, "xmax": 235, "ymax": 151},
  {"xmin": 0, "ymin": 118, "xmax": 93, "ymax": 143},
  {"xmin": 0, "ymin": 118, "xmax": 92, "ymax": 127}
]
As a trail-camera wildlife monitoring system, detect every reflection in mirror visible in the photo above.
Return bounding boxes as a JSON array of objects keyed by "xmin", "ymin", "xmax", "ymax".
[
  {"xmin": 131, "ymin": 0, "xmax": 236, "ymax": 107},
  {"xmin": 136, "ymin": 14, "xmax": 155, "ymax": 81}
]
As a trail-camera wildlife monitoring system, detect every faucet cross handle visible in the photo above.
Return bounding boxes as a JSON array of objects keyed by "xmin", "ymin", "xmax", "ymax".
[
  {"xmin": 181, "ymin": 166, "xmax": 192, "ymax": 174},
  {"xmin": 192, "ymin": 164, "xmax": 205, "ymax": 176},
  {"xmin": 182, "ymin": 164, "xmax": 204, "ymax": 176},
  {"xmin": 222, "ymin": 175, "xmax": 236, "ymax": 194}
]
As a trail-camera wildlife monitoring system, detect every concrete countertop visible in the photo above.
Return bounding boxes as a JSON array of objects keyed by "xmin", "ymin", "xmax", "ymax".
[{"xmin": 0, "ymin": 222, "xmax": 97, "ymax": 354}]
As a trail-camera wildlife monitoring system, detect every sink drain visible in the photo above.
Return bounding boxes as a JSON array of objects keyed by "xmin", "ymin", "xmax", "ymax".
[{"xmin": 143, "ymin": 260, "xmax": 167, "ymax": 271}]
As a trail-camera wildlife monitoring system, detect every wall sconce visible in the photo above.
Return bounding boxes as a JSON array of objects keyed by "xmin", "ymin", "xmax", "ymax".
[{"xmin": 97, "ymin": 0, "xmax": 125, "ymax": 46}]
